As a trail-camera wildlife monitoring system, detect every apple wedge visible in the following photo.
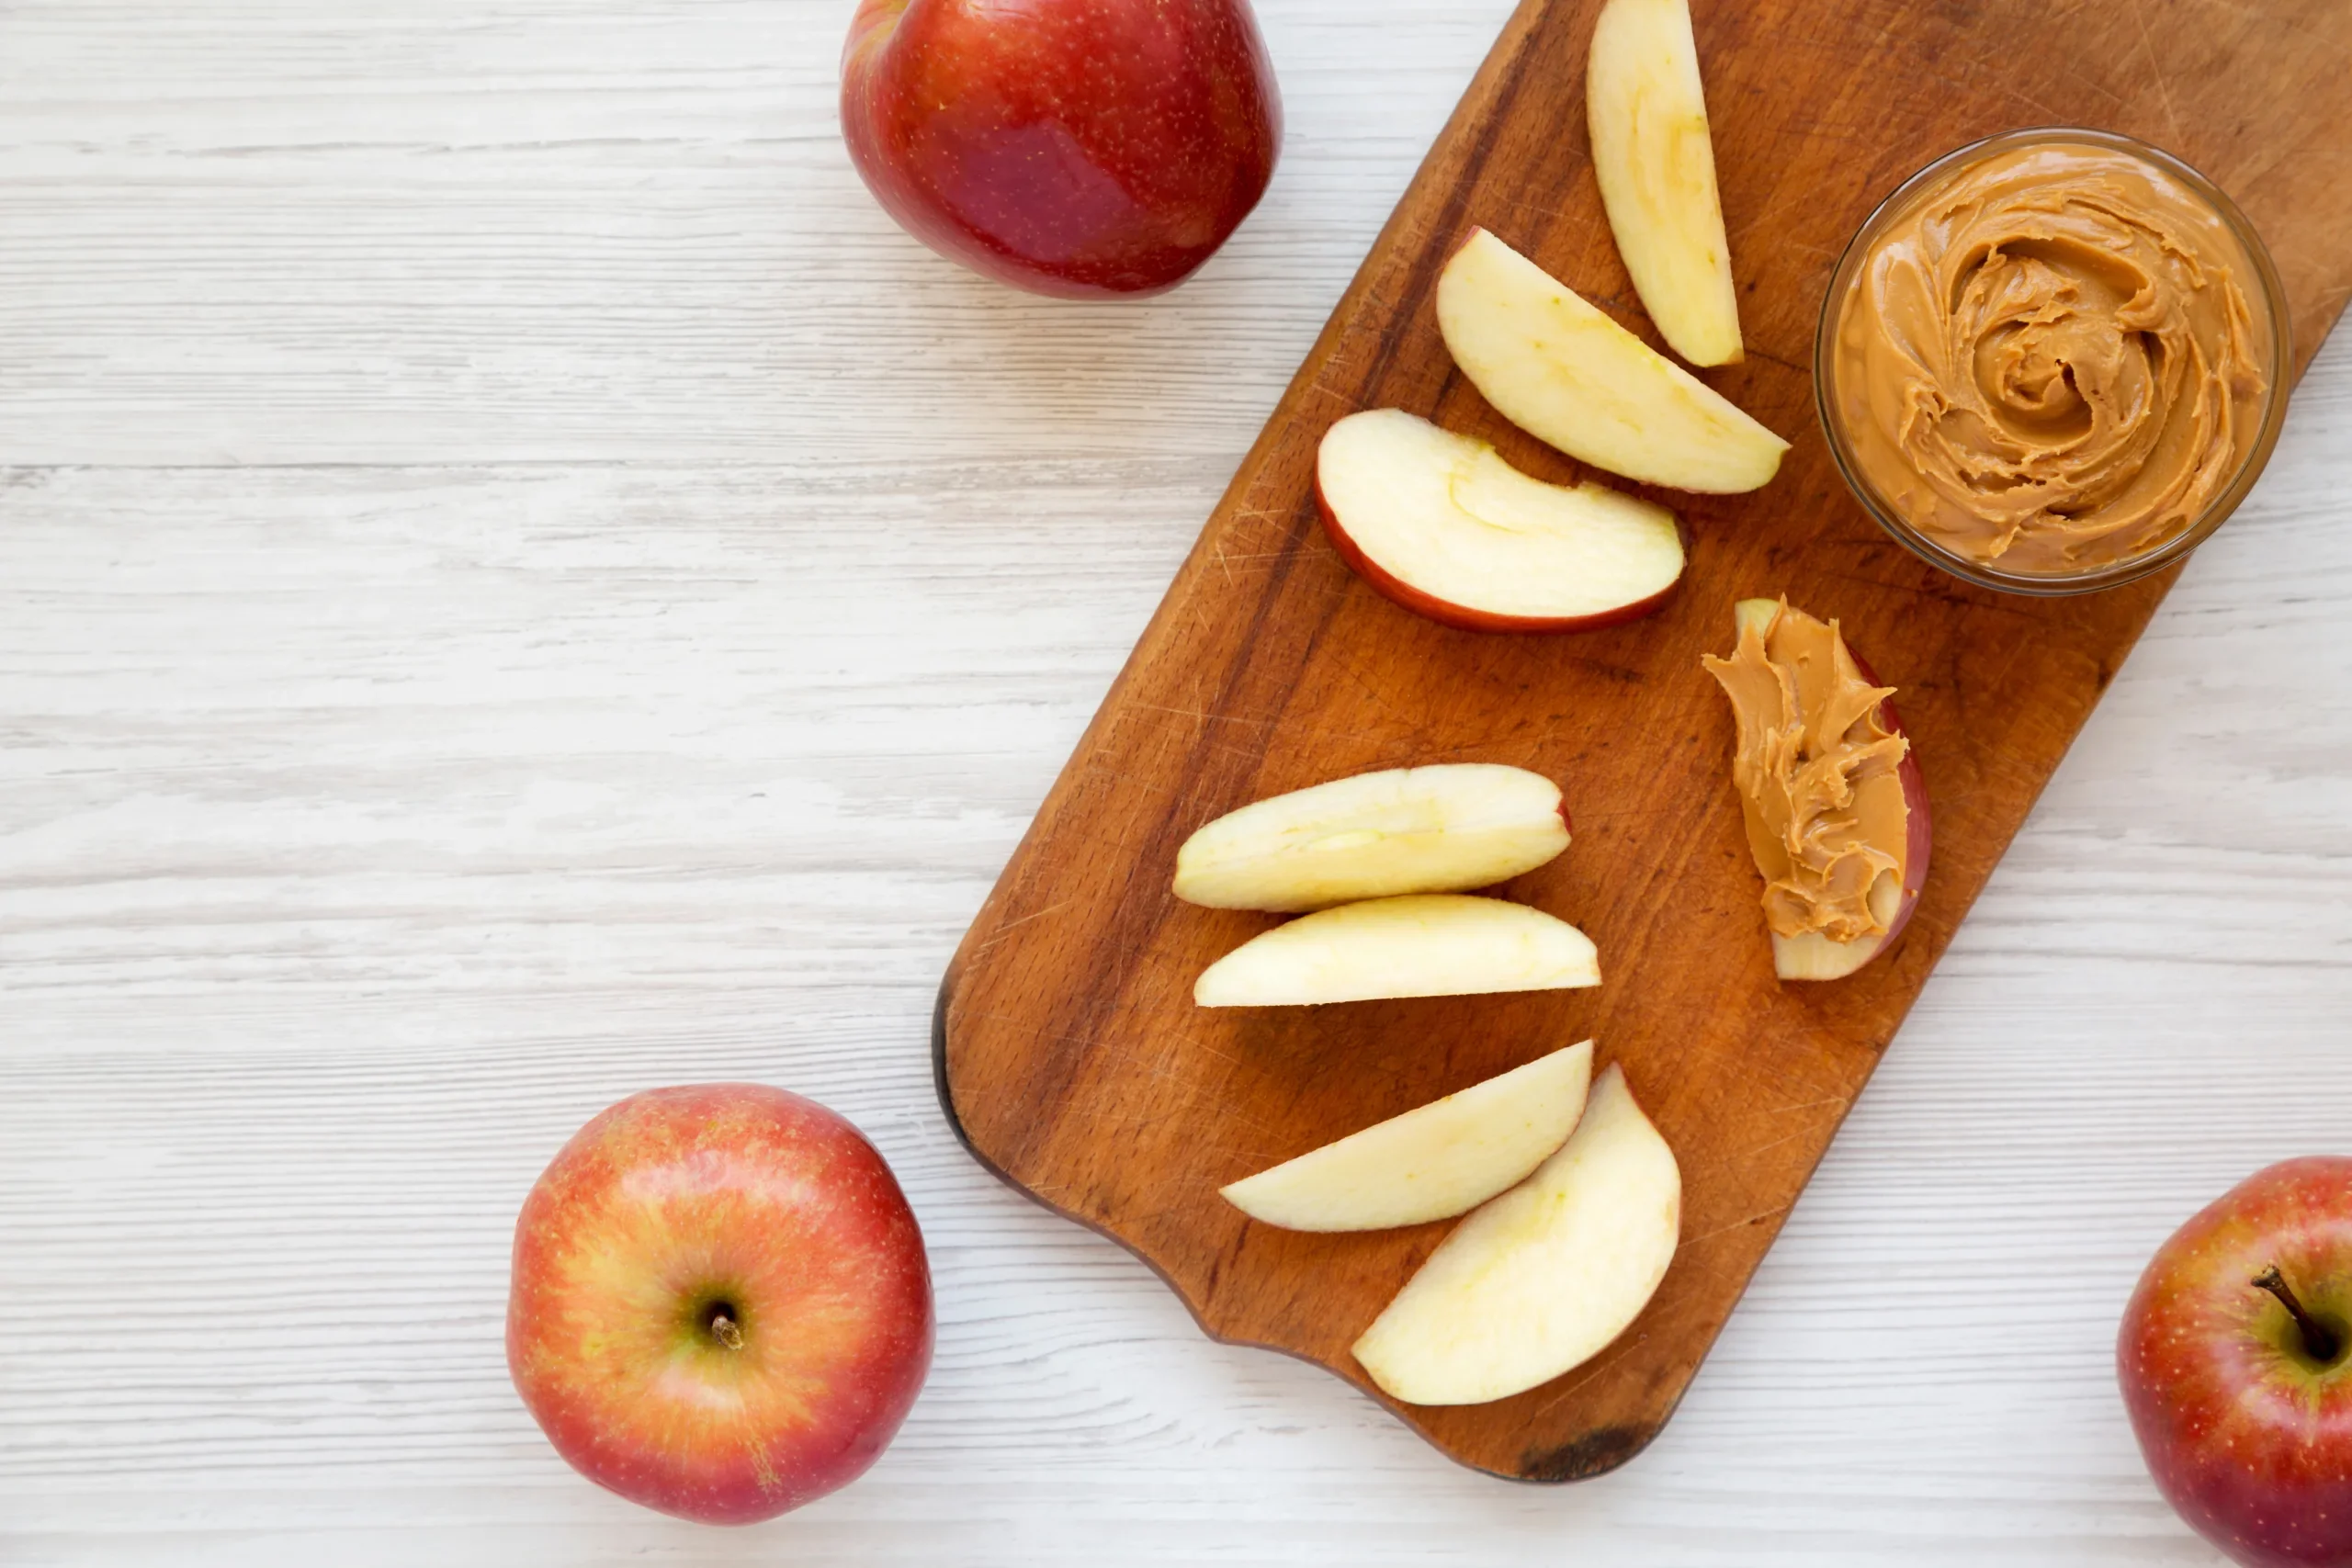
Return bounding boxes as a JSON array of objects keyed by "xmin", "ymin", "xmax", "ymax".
[
  {"xmin": 1735, "ymin": 597, "xmax": 1930, "ymax": 982},
  {"xmin": 1435, "ymin": 228, "xmax": 1787, "ymax": 493},
  {"xmin": 1709, "ymin": 598, "xmax": 1931, "ymax": 982},
  {"xmin": 1314, "ymin": 409, "xmax": 1685, "ymax": 633},
  {"xmin": 1587, "ymin": 0, "xmax": 1742, "ymax": 367},
  {"xmin": 1352, "ymin": 1063, "xmax": 1680, "ymax": 1405},
  {"xmin": 1221, "ymin": 1042, "xmax": 1593, "ymax": 1232},
  {"xmin": 1174, "ymin": 762, "xmax": 1570, "ymax": 913},
  {"xmin": 1193, "ymin": 895, "xmax": 1599, "ymax": 1008}
]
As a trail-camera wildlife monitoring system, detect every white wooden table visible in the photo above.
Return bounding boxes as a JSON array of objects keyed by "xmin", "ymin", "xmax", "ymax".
[{"xmin": 4, "ymin": 4, "xmax": 2346, "ymax": 1562}]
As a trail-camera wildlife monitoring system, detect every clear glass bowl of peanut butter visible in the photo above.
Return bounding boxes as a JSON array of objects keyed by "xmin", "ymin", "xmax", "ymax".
[{"xmin": 1815, "ymin": 127, "xmax": 2291, "ymax": 595}]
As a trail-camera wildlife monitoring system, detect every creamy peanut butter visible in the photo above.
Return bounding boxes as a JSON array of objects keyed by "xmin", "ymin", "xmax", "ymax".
[
  {"xmin": 1702, "ymin": 600, "xmax": 1910, "ymax": 943},
  {"xmin": 1830, "ymin": 139, "xmax": 2272, "ymax": 573}
]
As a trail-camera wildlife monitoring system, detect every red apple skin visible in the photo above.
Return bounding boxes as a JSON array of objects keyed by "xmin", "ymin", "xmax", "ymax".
[
  {"xmin": 1877, "ymin": 745, "xmax": 1930, "ymax": 951},
  {"xmin": 1858, "ymin": 663, "xmax": 1933, "ymax": 953},
  {"xmin": 1312, "ymin": 471, "xmax": 1684, "ymax": 635},
  {"xmin": 2120, "ymin": 1158, "xmax": 2352, "ymax": 1568},
  {"xmin": 840, "ymin": 0, "xmax": 1281, "ymax": 299},
  {"xmin": 508, "ymin": 1084, "xmax": 933, "ymax": 1525}
]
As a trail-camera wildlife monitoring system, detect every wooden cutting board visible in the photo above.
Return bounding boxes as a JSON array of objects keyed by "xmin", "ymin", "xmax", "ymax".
[{"xmin": 934, "ymin": 0, "xmax": 2352, "ymax": 1481}]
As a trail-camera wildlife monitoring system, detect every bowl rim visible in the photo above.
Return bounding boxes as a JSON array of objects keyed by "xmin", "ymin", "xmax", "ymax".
[{"xmin": 1812, "ymin": 125, "xmax": 2295, "ymax": 598}]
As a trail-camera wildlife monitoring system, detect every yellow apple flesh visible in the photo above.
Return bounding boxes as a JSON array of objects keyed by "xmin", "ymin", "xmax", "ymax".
[
  {"xmin": 1435, "ymin": 228, "xmax": 1786, "ymax": 493},
  {"xmin": 1587, "ymin": 0, "xmax": 1743, "ymax": 367},
  {"xmin": 1193, "ymin": 894, "xmax": 1600, "ymax": 1007},
  {"xmin": 1174, "ymin": 760, "xmax": 1570, "ymax": 912},
  {"xmin": 1220, "ymin": 1042, "xmax": 1593, "ymax": 1231},
  {"xmin": 1351, "ymin": 1064, "xmax": 1680, "ymax": 1405}
]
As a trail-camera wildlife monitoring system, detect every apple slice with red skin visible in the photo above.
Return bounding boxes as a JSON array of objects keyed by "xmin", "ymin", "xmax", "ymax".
[
  {"xmin": 2120, "ymin": 1157, "xmax": 2352, "ymax": 1568},
  {"xmin": 1315, "ymin": 409, "xmax": 1687, "ymax": 633},
  {"xmin": 1768, "ymin": 738, "xmax": 1930, "ymax": 979},
  {"xmin": 507, "ymin": 1084, "xmax": 933, "ymax": 1525},
  {"xmin": 1726, "ymin": 598, "xmax": 1932, "ymax": 982}
]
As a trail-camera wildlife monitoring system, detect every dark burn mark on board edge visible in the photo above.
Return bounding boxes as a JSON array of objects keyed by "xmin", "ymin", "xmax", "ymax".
[{"xmin": 1519, "ymin": 1421, "xmax": 1658, "ymax": 1483}]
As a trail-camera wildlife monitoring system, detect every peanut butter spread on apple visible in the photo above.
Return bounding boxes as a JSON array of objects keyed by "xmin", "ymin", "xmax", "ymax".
[
  {"xmin": 1702, "ymin": 600, "xmax": 1910, "ymax": 943},
  {"xmin": 1831, "ymin": 141, "xmax": 2271, "ymax": 572}
]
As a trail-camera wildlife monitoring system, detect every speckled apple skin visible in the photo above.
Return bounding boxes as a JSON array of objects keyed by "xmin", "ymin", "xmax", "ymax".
[
  {"xmin": 508, "ymin": 1084, "xmax": 933, "ymax": 1525},
  {"xmin": 2119, "ymin": 1157, "xmax": 2352, "ymax": 1567},
  {"xmin": 841, "ymin": 0, "xmax": 1280, "ymax": 298}
]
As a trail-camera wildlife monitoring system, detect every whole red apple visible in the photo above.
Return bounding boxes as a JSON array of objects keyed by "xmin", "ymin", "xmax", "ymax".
[
  {"xmin": 840, "ymin": 0, "xmax": 1281, "ymax": 298},
  {"xmin": 508, "ymin": 1083, "xmax": 933, "ymax": 1525},
  {"xmin": 2119, "ymin": 1157, "xmax": 2352, "ymax": 1567}
]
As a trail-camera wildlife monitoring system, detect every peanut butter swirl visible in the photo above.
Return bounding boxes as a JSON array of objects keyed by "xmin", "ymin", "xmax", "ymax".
[
  {"xmin": 1702, "ymin": 601, "xmax": 1910, "ymax": 943},
  {"xmin": 1831, "ymin": 141, "xmax": 2271, "ymax": 573}
]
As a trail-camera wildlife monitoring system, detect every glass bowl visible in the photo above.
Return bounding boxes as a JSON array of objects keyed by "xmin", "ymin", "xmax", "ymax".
[{"xmin": 1814, "ymin": 127, "xmax": 2292, "ymax": 596}]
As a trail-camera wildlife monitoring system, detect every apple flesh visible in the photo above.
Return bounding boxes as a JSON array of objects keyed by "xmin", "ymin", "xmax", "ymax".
[
  {"xmin": 839, "ymin": 0, "xmax": 1280, "ymax": 298},
  {"xmin": 507, "ymin": 1084, "xmax": 933, "ymax": 1525},
  {"xmin": 1435, "ymin": 228, "xmax": 1787, "ymax": 493},
  {"xmin": 1221, "ymin": 1041, "xmax": 1593, "ymax": 1231},
  {"xmin": 1724, "ymin": 598, "xmax": 1931, "ymax": 982},
  {"xmin": 1587, "ymin": 0, "xmax": 1743, "ymax": 367},
  {"xmin": 1173, "ymin": 761, "xmax": 1570, "ymax": 912},
  {"xmin": 1193, "ymin": 894, "xmax": 1600, "ymax": 1007},
  {"xmin": 2120, "ymin": 1158, "xmax": 2352, "ymax": 1568},
  {"xmin": 1351, "ymin": 1064, "xmax": 1681, "ymax": 1405},
  {"xmin": 1314, "ymin": 409, "xmax": 1686, "ymax": 632}
]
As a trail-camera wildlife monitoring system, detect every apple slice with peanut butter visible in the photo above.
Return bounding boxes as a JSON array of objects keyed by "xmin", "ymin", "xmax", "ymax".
[{"xmin": 1702, "ymin": 598, "xmax": 1931, "ymax": 981}]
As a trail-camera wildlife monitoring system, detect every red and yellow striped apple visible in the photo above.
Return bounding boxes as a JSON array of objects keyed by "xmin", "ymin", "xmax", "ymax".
[
  {"xmin": 2120, "ymin": 1158, "xmax": 2352, "ymax": 1568},
  {"xmin": 507, "ymin": 1084, "xmax": 932, "ymax": 1525}
]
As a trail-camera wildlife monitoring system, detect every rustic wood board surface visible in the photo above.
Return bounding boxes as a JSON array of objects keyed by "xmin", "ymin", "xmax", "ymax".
[{"xmin": 940, "ymin": 0, "xmax": 2352, "ymax": 1481}]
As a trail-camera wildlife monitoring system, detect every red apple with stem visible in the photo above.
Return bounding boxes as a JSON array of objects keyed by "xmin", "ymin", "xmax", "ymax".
[
  {"xmin": 508, "ymin": 1084, "xmax": 933, "ymax": 1525},
  {"xmin": 2119, "ymin": 1157, "xmax": 2352, "ymax": 1567},
  {"xmin": 840, "ymin": 0, "xmax": 1281, "ymax": 298}
]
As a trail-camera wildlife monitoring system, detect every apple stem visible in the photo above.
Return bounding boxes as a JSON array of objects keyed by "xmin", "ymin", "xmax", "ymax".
[
  {"xmin": 2253, "ymin": 1266, "xmax": 2340, "ymax": 1362},
  {"xmin": 708, "ymin": 1311, "xmax": 744, "ymax": 1351}
]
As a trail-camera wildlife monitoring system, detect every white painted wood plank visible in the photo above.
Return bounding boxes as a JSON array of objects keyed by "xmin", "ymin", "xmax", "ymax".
[
  {"xmin": 4, "ymin": 0, "xmax": 2349, "ymax": 1562},
  {"xmin": 0, "ymin": 0, "xmax": 1479, "ymax": 467}
]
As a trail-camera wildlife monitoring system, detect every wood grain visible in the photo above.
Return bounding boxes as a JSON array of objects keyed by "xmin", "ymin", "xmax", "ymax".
[{"xmin": 939, "ymin": 0, "xmax": 2352, "ymax": 1480}]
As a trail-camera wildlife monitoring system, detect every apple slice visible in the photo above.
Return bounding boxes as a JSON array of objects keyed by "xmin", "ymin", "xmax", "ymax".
[
  {"xmin": 1732, "ymin": 597, "xmax": 1931, "ymax": 981},
  {"xmin": 1435, "ymin": 228, "xmax": 1787, "ymax": 493},
  {"xmin": 1193, "ymin": 895, "xmax": 1599, "ymax": 1008},
  {"xmin": 1175, "ymin": 762, "xmax": 1570, "ymax": 913},
  {"xmin": 1711, "ymin": 598, "xmax": 1931, "ymax": 982},
  {"xmin": 1351, "ymin": 1063, "xmax": 1680, "ymax": 1405},
  {"xmin": 1221, "ymin": 1042, "xmax": 1594, "ymax": 1232},
  {"xmin": 1770, "ymin": 753, "xmax": 1930, "ymax": 979},
  {"xmin": 1314, "ymin": 409, "xmax": 1685, "ymax": 633},
  {"xmin": 1587, "ymin": 0, "xmax": 1742, "ymax": 367},
  {"xmin": 1730, "ymin": 595, "xmax": 1777, "ymax": 638}
]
